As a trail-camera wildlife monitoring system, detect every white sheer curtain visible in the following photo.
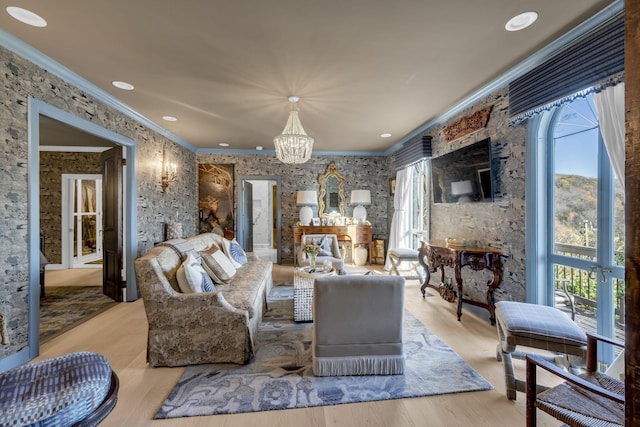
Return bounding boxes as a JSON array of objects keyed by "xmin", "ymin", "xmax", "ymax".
[
  {"xmin": 385, "ymin": 166, "xmax": 413, "ymax": 270},
  {"xmin": 593, "ymin": 82, "xmax": 625, "ymax": 379},
  {"xmin": 593, "ymin": 82, "xmax": 625, "ymax": 188}
]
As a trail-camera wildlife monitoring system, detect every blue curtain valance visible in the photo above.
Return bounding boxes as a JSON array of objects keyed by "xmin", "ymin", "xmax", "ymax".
[{"xmin": 509, "ymin": 12, "xmax": 624, "ymax": 126}]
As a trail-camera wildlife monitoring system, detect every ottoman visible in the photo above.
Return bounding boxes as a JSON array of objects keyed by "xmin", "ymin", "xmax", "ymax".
[
  {"xmin": 388, "ymin": 248, "xmax": 423, "ymax": 280},
  {"xmin": 495, "ymin": 301, "xmax": 587, "ymax": 400}
]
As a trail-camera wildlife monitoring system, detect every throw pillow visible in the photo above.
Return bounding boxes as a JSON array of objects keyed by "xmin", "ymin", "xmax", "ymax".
[
  {"xmin": 200, "ymin": 245, "xmax": 237, "ymax": 284},
  {"xmin": 317, "ymin": 235, "xmax": 333, "ymax": 256},
  {"xmin": 176, "ymin": 253, "xmax": 216, "ymax": 293},
  {"xmin": 223, "ymin": 238, "xmax": 248, "ymax": 267}
]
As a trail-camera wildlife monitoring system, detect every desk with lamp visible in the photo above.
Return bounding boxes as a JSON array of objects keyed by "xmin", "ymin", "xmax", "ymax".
[{"xmin": 293, "ymin": 181, "xmax": 373, "ymax": 265}]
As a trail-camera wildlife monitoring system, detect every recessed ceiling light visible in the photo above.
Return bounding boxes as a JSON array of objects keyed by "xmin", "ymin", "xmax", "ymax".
[
  {"xmin": 380, "ymin": 133, "xmax": 392, "ymax": 138},
  {"xmin": 162, "ymin": 116, "xmax": 177, "ymax": 122},
  {"xmin": 256, "ymin": 146, "xmax": 264, "ymax": 151},
  {"xmin": 6, "ymin": 7, "xmax": 47, "ymax": 27},
  {"xmin": 219, "ymin": 143, "xmax": 229, "ymax": 147},
  {"xmin": 112, "ymin": 81, "xmax": 134, "ymax": 91},
  {"xmin": 505, "ymin": 12, "xmax": 538, "ymax": 32}
]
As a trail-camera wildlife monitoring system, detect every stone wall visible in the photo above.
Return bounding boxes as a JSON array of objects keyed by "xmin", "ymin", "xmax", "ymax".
[
  {"xmin": 426, "ymin": 88, "xmax": 527, "ymax": 303},
  {"xmin": 195, "ymin": 154, "xmax": 396, "ymax": 264},
  {"xmin": 0, "ymin": 45, "xmax": 197, "ymax": 359}
]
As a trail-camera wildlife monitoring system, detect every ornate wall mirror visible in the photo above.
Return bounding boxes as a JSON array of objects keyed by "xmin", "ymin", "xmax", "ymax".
[{"xmin": 318, "ymin": 163, "xmax": 346, "ymax": 217}]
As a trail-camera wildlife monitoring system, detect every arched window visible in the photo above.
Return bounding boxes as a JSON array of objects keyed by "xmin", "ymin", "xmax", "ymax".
[{"xmin": 529, "ymin": 93, "xmax": 624, "ymax": 365}]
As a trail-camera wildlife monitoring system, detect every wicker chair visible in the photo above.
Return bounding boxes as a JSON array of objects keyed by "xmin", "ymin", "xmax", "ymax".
[{"xmin": 525, "ymin": 333, "xmax": 624, "ymax": 427}]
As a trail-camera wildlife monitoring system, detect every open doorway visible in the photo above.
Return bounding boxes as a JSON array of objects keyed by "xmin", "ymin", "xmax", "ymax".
[
  {"xmin": 237, "ymin": 176, "xmax": 282, "ymax": 264},
  {"xmin": 38, "ymin": 120, "xmax": 122, "ymax": 342}
]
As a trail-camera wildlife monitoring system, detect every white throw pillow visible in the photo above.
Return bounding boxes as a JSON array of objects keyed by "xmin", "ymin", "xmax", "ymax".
[
  {"xmin": 176, "ymin": 253, "xmax": 216, "ymax": 293},
  {"xmin": 200, "ymin": 245, "xmax": 237, "ymax": 284},
  {"xmin": 222, "ymin": 238, "xmax": 248, "ymax": 268}
]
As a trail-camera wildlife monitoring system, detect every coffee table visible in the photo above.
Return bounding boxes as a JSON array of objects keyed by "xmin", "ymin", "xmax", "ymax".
[{"xmin": 293, "ymin": 266, "xmax": 336, "ymax": 322}]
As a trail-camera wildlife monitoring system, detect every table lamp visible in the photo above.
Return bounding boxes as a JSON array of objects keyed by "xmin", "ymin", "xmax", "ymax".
[
  {"xmin": 296, "ymin": 190, "xmax": 317, "ymax": 225},
  {"xmin": 350, "ymin": 189, "xmax": 371, "ymax": 223},
  {"xmin": 451, "ymin": 180, "xmax": 473, "ymax": 203}
]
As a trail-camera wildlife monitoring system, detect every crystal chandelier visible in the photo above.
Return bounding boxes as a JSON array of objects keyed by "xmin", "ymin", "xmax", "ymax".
[{"xmin": 274, "ymin": 96, "xmax": 314, "ymax": 164}]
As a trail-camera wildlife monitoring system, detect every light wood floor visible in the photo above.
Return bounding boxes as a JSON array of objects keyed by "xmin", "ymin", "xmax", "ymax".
[
  {"xmin": 45, "ymin": 268, "xmax": 102, "ymax": 287},
  {"xmin": 37, "ymin": 264, "xmax": 562, "ymax": 426}
]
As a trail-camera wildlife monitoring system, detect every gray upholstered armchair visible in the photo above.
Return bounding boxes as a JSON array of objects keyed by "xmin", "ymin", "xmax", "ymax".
[
  {"xmin": 312, "ymin": 275, "xmax": 405, "ymax": 376},
  {"xmin": 297, "ymin": 234, "xmax": 345, "ymax": 274}
]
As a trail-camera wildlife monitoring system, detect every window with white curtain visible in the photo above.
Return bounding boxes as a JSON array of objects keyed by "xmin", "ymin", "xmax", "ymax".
[{"xmin": 407, "ymin": 160, "xmax": 429, "ymax": 249}]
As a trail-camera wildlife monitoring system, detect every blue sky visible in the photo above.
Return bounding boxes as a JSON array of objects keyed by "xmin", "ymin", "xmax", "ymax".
[{"xmin": 554, "ymin": 95, "xmax": 599, "ymax": 179}]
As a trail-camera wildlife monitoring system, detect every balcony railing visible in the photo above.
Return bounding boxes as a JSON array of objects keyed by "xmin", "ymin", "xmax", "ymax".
[{"xmin": 554, "ymin": 243, "xmax": 625, "ymax": 327}]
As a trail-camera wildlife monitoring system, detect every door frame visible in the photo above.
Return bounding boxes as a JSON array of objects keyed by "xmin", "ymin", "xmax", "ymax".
[
  {"xmin": 237, "ymin": 175, "xmax": 282, "ymax": 264},
  {"xmin": 19, "ymin": 98, "xmax": 138, "ymax": 367}
]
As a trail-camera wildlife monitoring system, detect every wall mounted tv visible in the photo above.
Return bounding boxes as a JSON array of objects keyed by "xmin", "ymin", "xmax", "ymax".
[{"xmin": 431, "ymin": 138, "xmax": 493, "ymax": 204}]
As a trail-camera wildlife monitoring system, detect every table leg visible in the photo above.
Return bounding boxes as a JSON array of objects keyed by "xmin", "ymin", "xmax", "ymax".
[
  {"xmin": 418, "ymin": 246, "xmax": 430, "ymax": 297},
  {"xmin": 486, "ymin": 256, "xmax": 502, "ymax": 325},
  {"xmin": 454, "ymin": 264, "xmax": 463, "ymax": 321},
  {"xmin": 487, "ymin": 286, "xmax": 496, "ymax": 325}
]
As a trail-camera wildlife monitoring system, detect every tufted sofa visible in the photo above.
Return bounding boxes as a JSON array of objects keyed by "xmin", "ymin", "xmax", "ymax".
[{"xmin": 134, "ymin": 232, "xmax": 273, "ymax": 367}]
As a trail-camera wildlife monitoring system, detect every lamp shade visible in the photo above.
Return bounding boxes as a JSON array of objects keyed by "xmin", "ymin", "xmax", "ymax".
[
  {"xmin": 350, "ymin": 190, "xmax": 371, "ymax": 205},
  {"xmin": 451, "ymin": 180, "xmax": 473, "ymax": 196},
  {"xmin": 296, "ymin": 190, "xmax": 318, "ymax": 206}
]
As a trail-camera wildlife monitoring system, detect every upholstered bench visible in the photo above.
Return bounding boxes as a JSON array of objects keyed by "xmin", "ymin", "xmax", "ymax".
[
  {"xmin": 0, "ymin": 351, "xmax": 119, "ymax": 426},
  {"xmin": 313, "ymin": 275, "xmax": 405, "ymax": 376},
  {"xmin": 495, "ymin": 301, "xmax": 587, "ymax": 400},
  {"xmin": 388, "ymin": 248, "xmax": 423, "ymax": 280}
]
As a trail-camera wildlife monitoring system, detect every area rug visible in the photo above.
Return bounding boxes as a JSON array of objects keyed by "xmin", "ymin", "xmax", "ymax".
[
  {"xmin": 40, "ymin": 286, "xmax": 117, "ymax": 342},
  {"xmin": 155, "ymin": 282, "xmax": 493, "ymax": 419}
]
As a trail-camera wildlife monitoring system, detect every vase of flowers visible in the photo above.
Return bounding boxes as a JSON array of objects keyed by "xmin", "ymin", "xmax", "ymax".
[{"xmin": 304, "ymin": 244, "xmax": 320, "ymax": 269}]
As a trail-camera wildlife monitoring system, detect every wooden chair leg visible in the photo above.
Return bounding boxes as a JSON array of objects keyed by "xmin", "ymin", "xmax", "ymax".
[{"xmin": 526, "ymin": 356, "xmax": 537, "ymax": 427}]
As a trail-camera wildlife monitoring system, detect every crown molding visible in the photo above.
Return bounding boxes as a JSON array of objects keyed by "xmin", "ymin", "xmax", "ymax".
[
  {"xmin": 0, "ymin": 28, "xmax": 197, "ymax": 153},
  {"xmin": 384, "ymin": 0, "xmax": 624, "ymax": 156}
]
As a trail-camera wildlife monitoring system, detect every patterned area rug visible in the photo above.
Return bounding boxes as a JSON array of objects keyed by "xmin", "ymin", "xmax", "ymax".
[
  {"xmin": 40, "ymin": 286, "xmax": 117, "ymax": 343},
  {"xmin": 155, "ymin": 282, "xmax": 493, "ymax": 419}
]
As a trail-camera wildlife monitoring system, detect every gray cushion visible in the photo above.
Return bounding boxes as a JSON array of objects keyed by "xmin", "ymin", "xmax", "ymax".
[
  {"xmin": 495, "ymin": 301, "xmax": 586, "ymax": 347},
  {"xmin": 389, "ymin": 248, "xmax": 419, "ymax": 260}
]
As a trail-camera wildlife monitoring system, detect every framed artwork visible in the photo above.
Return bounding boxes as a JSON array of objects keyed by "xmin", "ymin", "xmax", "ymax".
[
  {"xmin": 198, "ymin": 164, "xmax": 234, "ymax": 234},
  {"xmin": 389, "ymin": 178, "xmax": 396, "ymax": 196},
  {"xmin": 312, "ymin": 217, "xmax": 321, "ymax": 226}
]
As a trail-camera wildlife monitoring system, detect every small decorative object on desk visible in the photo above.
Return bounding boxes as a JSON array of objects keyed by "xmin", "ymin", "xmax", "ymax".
[
  {"xmin": 323, "ymin": 259, "xmax": 333, "ymax": 272},
  {"xmin": 304, "ymin": 244, "xmax": 320, "ymax": 269}
]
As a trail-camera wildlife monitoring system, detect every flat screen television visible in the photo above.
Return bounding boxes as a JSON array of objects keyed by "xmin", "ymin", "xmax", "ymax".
[{"xmin": 431, "ymin": 138, "xmax": 493, "ymax": 204}]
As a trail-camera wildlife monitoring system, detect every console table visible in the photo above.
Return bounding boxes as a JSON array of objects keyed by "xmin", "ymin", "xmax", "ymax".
[
  {"xmin": 293, "ymin": 225, "xmax": 373, "ymax": 265},
  {"xmin": 418, "ymin": 240, "xmax": 503, "ymax": 325}
]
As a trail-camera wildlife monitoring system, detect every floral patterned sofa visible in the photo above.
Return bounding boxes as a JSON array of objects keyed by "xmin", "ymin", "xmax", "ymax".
[{"xmin": 134, "ymin": 232, "xmax": 273, "ymax": 367}]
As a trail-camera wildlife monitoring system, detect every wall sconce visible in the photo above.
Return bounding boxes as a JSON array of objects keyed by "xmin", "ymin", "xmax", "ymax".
[
  {"xmin": 161, "ymin": 146, "xmax": 177, "ymax": 192},
  {"xmin": 350, "ymin": 189, "xmax": 371, "ymax": 223}
]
